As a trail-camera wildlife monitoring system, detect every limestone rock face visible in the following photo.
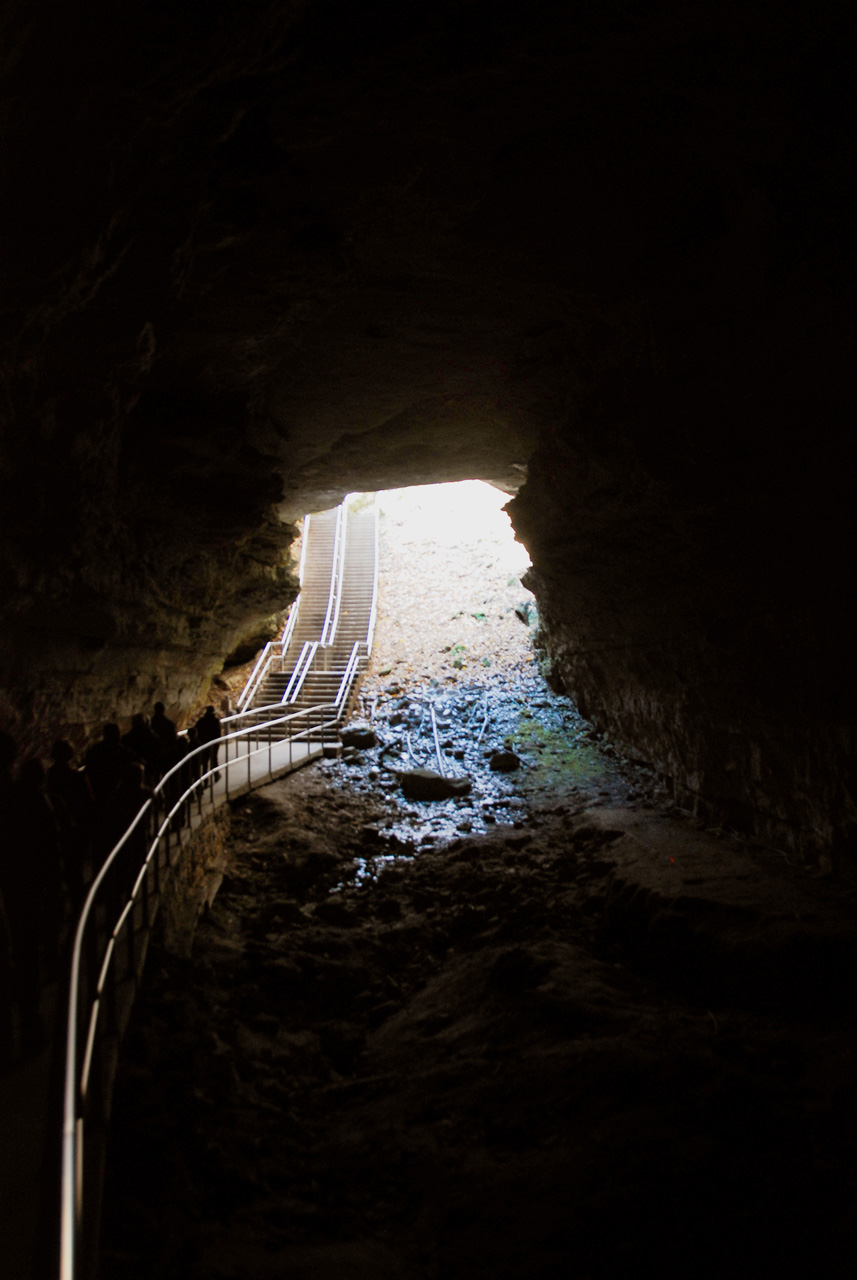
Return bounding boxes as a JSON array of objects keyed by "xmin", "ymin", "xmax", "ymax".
[{"xmin": 0, "ymin": 2, "xmax": 853, "ymax": 852}]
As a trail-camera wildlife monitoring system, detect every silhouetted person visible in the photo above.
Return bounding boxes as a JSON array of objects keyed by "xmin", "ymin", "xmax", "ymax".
[
  {"xmin": 0, "ymin": 888, "xmax": 11, "ymax": 1065},
  {"xmin": 98, "ymin": 762, "xmax": 153, "ymax": 898},
  {"xmin": 47, "ymin": 740, "xmax": 94, "ymax": 909},
  {"xmin": 194, "ymin": 706, "xmax": 222, "ymax": 783},
  {"xmin": 163, "ymin": 732, "xmax": 191, "ymax": 829},
  {"xmin": 0, "ymin": 757, "xmax": 61, "ymax": 1053},
  {"xmin": 84, "ymin": 723, "xmax": 135, "ymax": 803},
  {"xmin": 122, "ymin": 713, "xmax": 164, "ymax": 785},
  {"xmin": 17, "ymin": 759, "xmax": 64, "ymax": 981},
  {"xmin": 151, "ymin": 701, "xmax": 178, "ymax": 752},
  {"xmin": 151, "ymin": 701, "xmax": 186, "ymax": 817}
]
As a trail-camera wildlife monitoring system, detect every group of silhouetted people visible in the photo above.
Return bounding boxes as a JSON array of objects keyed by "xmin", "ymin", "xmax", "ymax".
[{"xmin": 0, "ymin": 702, "xmax": 222, "ymax": 1066}]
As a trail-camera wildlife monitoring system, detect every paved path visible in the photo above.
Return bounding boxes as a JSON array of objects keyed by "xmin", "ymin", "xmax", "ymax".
[{"xmin": 213, "ymin": 734, "xmax": 324, "ymax": 802}]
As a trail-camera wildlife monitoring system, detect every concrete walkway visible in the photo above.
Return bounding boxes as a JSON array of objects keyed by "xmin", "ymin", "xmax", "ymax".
[{"xmin": 214, "ymin": 733, "xmax": 324, "ymax": 803}]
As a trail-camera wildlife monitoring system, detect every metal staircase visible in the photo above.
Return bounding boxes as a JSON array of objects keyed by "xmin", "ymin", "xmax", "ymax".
[{"xmin": 238, "ymin": 499, "xmax": 378, "ymax": 732}]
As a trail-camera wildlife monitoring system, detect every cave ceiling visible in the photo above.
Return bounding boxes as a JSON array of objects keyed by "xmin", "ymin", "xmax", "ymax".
[{"xmin": 7, "ymin": 0, "xmax": 847, "ymax": 522}]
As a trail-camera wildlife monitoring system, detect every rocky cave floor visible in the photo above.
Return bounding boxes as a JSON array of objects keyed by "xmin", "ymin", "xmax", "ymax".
[{"xmin": 101, "ymin": 668, "xmax": 857, "ymax": 1280}]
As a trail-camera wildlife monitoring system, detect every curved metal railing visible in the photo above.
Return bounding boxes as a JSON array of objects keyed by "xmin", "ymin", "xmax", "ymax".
[
  {"xmin": 59, "ymin": 499, "xmax": 379, "ymax": 1279},
  {"xmin": 59, "ymin": 700, "xmax": 342, "ymax": 1280}
]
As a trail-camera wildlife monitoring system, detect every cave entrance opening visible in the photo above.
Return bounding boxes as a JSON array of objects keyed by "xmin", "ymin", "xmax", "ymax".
[{"xmin": 366, "ymin": 479, "xmax": 535, "ymax": 689}]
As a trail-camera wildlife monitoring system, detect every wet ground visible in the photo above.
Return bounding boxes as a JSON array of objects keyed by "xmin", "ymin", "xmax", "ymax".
[{"xmin": 102, "ymin": 671, "xmax": 857, "ymax": 1280}]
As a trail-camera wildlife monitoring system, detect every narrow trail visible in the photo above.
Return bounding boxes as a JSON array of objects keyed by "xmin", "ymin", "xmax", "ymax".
[{"xmin": 100, "ymin": 487, "xmax": 857, "ymax": 1279}]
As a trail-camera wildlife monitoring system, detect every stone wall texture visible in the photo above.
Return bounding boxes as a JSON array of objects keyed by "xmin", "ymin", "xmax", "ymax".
[{"xmin": 1, "ymin": 1, "xmax": 854, "ymax": 855}]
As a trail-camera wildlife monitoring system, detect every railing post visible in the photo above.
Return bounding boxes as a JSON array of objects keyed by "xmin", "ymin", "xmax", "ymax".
[
  {"xmin": 103, "ymin": 961, "xmax": 119, "ymax": 1037},
  {"xmin": 141, "ymin": 856, "xmax": 150, "ymax": 928},
  {"xmin": 125, "ymin": 912, "xmax": 136, "ymax": 977}
]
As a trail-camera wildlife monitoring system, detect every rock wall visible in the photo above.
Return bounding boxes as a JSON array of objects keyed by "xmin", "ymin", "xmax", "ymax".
[
  {"xmin": 158, "ymin": 808, "xmax": 233, "ymax": 959},
  {"xmin": 1, "ymin": 2, "xmax": 854, "ymax": 853},
  {"xmin": 509, "ymin": 282, "xmax": 855, "ymax": 858}
]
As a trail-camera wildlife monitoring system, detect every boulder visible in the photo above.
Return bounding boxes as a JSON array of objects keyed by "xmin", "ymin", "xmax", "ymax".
[
  {"xmin": 490, "ymin": 750, "xmax": 521, "ymax": 773},
  {"xmin": 341, "ymin": 723, "xmax": 378, "ymax": 749},
  {"xmin": 399, "ymin": 769, "xmax": 472, "ymax": 801}
]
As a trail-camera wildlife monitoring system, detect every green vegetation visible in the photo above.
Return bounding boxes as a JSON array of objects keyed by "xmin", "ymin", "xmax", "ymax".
[{"xmin": 505, "ymin": 711, "xmax": 604, "ymax": 786}]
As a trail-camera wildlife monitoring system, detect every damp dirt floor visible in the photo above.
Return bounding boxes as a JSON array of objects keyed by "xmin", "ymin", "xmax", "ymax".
[{"xmin": 101, "ymin": 488, "xmax": 857, "ymax": 1278}]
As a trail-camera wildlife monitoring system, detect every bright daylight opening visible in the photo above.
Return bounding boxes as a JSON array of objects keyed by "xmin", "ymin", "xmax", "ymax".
[{"xmin": 364, "ymin": 480, "xmax": 535, "ymax": 690}]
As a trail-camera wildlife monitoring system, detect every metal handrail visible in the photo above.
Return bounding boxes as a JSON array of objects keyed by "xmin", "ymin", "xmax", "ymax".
[
  {"xmin": 320, "ymin": 503, "xmax": 347, "ymax": 647},
  {"xmin": 329, "ymin": 505, "xmax": 350, "ymax": 646},
  {"xmin": 59, "ymin": 499, "xmax": 381, "ymax": 1280},
  {"xmin": 365, "ymin": 495, "xmax": 380, "ymax": 656},
  {"xmin": 59, "ymin": 700, "xmax": 341, "ymax": 1280},
  {"xmin": 279, "ymin": 640, "xmax": 314, "ymax": 703},
  {"xmin": 297, "ymin": 513, "xmax": 310, "ymax": 584},
  {"xmin": 237, "ymin": 639, "xmax": 275, "ymax": 711},
  {"xmin": 276, "ymin": 598, "xmax": 300, "ymax": 673},
  {"xmin": 334, "ymin": 642, "xmax": 361, "ymax": 705}
]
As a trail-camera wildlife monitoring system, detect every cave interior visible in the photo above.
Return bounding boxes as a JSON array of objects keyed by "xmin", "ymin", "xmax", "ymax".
[{"xmin": 1, "ymin": 1, "xmax": 856, "ymax": 1274}]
